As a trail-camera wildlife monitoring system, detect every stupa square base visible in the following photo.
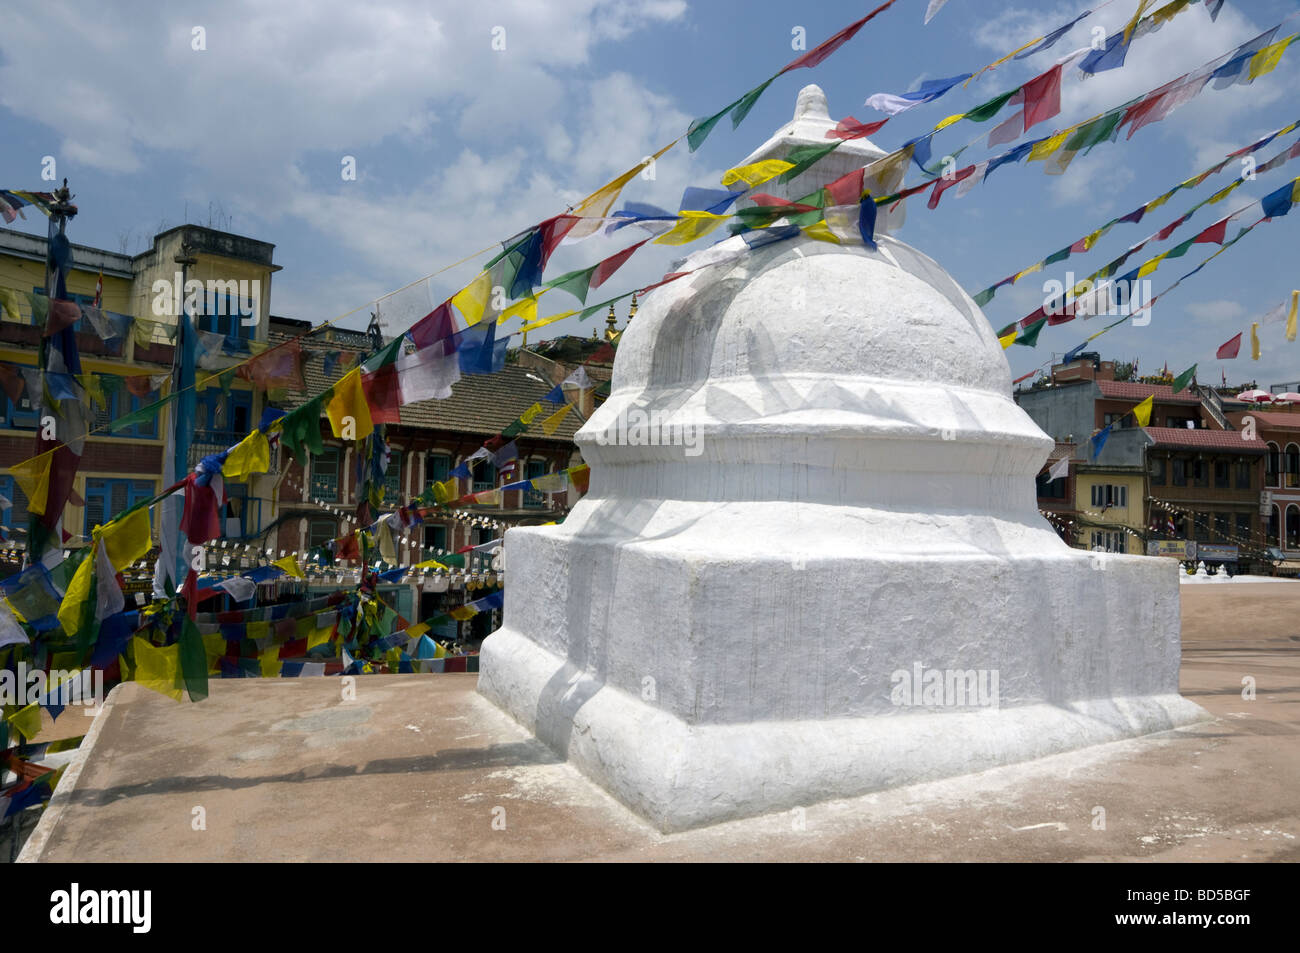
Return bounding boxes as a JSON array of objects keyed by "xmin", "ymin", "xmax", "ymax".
[{"xmin": 479, "ymin": 517, "xmax": 1211, "ymax": 831}]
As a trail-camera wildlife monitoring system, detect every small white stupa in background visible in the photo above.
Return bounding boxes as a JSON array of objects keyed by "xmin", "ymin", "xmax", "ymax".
[{"xmin": 479, "ymin": 86, "xmax": 1209, "ymax": 832}]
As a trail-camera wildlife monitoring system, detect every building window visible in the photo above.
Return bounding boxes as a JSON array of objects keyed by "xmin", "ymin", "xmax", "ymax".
[
  {"xmin": 1214, "ymin": 460, "xmax": 1229, "ymax": 489},
  {"xmin": 1268, "ymin": 505, "xmax": 1281, "ymax": 546},
  {"xmin": 423, "ymin": 523, "xmax": 448, "ymax": 552},
  {"xmin": 1266, "ymin": 443, "xmax": 1280, "ymax": 488},
  {"xmin": 1, "ymin": 381, "xmax": 40, "ymax": 430},
  {"xmin": 84, "ymin": 478, "xmax": 155, "ymax": 537},
  {"xmin": 1172, "ymin": 459, "xmax": 1186, "ymax": 486},
  {"xmin": 1236, "ymin": 512, "xmax": 1252, "ymax": 541},
  {"xmin": 313, "ymin": 447, "xmax": 340, "ymax": 502},
  {"xmin": 1104, "ymin": 413, "xmax": 1131, "ymax": 429},
  {"xmin": 1287, "ymin": 444, "xmax": 1300, "ymax": 489},
  {"xmin": 1151, "ymin": 456, "xmax": 1166, "ymax": 486},
  {"xmin": 524, "ymin": 458, "xmax": 547, "ymax": 508},
  {"xmin": 1036, "ymin": 471, "xmax": 1067, "ymax": 499},
  {"xmin": 1091, "ymin": 484, "xmax": 1126, "ymax": 509},
  {"xmin": 309, "ymin": 518, "xmax": 337, "ymax": 549},
  {"xmin": 1192, "ymin": 459, "xmax": 1208, "ymax": 487},
  {"xmin": 427, "ymin": 453, "xmax": 451, "ymax": 484},
  {"xmin": 197, "ymin": 292, "xmax": 255, "ymax": 348},
  {"xmin": 195, "ymin": 387, "xmax": 252, "ymax": 444},
  {"xmin": 1193, "ymin": 514, "xmax": 1210, "ymax": 542},
  {"xmin": 1236, "ymin": 460, "xmax": 1252, "ymax": 490},
  {"xmin": 384, "ymin": 450, "xmax": 402, "ymax": 503},
  {"xmin": 473, "ymin": 461, "xmax": 497, "ymax": 492},
  {"xmin": 87, "ymin": 375, "xmax": 159, "ymax": 439},
  {"xmin": 0, "ymin": 476, "xmax": 28, "ymax": 533},
  {"xmin": 1214, "ymin": 512, "xmax": 1230, "ymax": 539},
  {"xmin": 1288, "ymin": 505, "xmax": 1300, "ymax": 550}
]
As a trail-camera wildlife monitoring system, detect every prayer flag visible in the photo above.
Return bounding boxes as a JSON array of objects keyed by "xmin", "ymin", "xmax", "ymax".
[
  {"xmin": 1133, "ymin": 394, "xmax": 1154, "ymax": 427},
  {"xmin": 326, "ymin": 367, "xmax": 374, "ymax": 440},
  {"xmin": 223, "ymin": 430, "xmax": 271, "ymax": 481},
  {"xmin": 1216, "ymin": 333, "xmax": 1242, "ymax": 360},
  {"xmin": 1021, "ymin": 64, "xmax": 1063, "ymax": 132},
  {"xmin": 721, "ymin": 159, "xmax": 795, "ymax": 189}
]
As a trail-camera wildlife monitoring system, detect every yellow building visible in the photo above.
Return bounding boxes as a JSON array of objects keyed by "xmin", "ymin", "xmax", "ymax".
[
  {"xmin": 1, "ymin": 223, "xmax": 279, "ymax": 558},
  {"xmin": 1073, "ymin": 466, "xmax": 1147, "ymax": 554}
]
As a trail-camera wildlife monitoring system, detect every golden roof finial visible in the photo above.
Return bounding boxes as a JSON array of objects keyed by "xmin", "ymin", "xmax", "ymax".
[{"xmin": 605, "ymin": 302, "xmax": 618, "ymax": 341}]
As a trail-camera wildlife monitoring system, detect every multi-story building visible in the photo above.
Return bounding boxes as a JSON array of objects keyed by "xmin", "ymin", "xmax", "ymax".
[
  {"xmin": 1224, "ymin": 405, "xmax": 1300, "ymax": 574},
  {"xmin": 0, "ymin": 223, "xmax": 277, "ymax": 565},
  {"xmin": 266, "ymin": 317, "xmax": 585, "ymax": 641},
  {"xmin": 1016, "ymin": 355, "xmax": 1268, "ymax": 569}
]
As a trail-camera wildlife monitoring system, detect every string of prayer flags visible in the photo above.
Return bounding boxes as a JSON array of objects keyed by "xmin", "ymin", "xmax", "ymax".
[
  {"xmin": 567, "ymin": 143, "xmax": 675, "ymax": 239},
  {"xmin": 972, "ymin": 119, "xmax": 1300, "ymax": 305}
]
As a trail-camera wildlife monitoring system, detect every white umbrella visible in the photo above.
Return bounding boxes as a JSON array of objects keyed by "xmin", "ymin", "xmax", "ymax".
[
  {"xmin": 1236, "ymin": 389, "xmax": 1273, "ymax": 402},
  {"xmin": 1269, "ymin": 392, "xmax": 1300, "ymax": 403}
]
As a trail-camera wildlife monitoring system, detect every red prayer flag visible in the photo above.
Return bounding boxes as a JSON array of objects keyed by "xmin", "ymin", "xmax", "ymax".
[
  {"xmin": 361, "ymin": 363, "xmax": 402, "ymax": 423},
  {"xmin": 927, "ymin": 166, "xmax": 976, "ymax": 210},
  {"xmin": 43, "ymin": 299, "xmax": 81, "ymax": 337},
  {"xmin": 1022, "ymin": 64, "xmax": 1063, "ymax": 132},
  {"xmin": 539, "ymin": 215, "xmax": 580, "ymax": 267},
  {"xmin": 124, "ymin": 375, "xmax": 154, "ymax": 397},
  {"xmin": 590, "ymin": 238, "xmax": 650, "ymax": 290},
  {"xmin": 0, "ymin": 362, "xmax": 24, "ymax": 402},
  {"xmin": 826, "ymin": 168, "xmax": 866, "ymax": 207},
  {"xmin": 1192, "ymin": 218, "xmax": 1229, "ymax": 244},
  {"xmin": 1216, "ymin": 332, "xmax": 1242, "ymax": 359},
  {"xmin": 779, "ymin": 1, "xmax": 899, "ymax": 73},
  {"xmin": 409, "ymin": 301, "xmax": 457, "ymax": 350},
  {"xmin": 1156, "ymin": 214, "xmax": 1191, "ymax": 241},
  {"xmin": 1019, "ymin": 305, "xmax": 1048, "ymax": 329},
  {"xmin": 826, "ymin": 116, "xmax": 889, "ymax": 141}
]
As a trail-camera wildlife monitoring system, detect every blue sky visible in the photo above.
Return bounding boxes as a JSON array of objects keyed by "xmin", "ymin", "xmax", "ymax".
[{"xmin": 2, "ymin": 0, "xmax": 1298, "ymax": 388}]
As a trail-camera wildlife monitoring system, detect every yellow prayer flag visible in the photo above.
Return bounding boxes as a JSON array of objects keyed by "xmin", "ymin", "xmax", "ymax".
[
  {"xmin": 1136, "ymin": 253, "xmax": 1167, "ymax": 279},
  {"xmin": 1286, "ymin": 290, "xmax": 1298, "ymax": 342},
  {"xmin": 654, "ymin": 210, "xmax": 729, "ymax": 246},
  {"xmin": 1082, "ymin": 230, "xmax": 1104, "ymax": 251},
  {"xmin": 57, "ymin": 550, "xmax": 95, "ymax": 639},
  {"xmin": 517, "ymin": 309, "xmax": 578, "ymax": 335},
  {"xmin": 452, "ymin": 271, "xmax": 492, "ymax": 327},
  {"xmin": 1124, "ymin": 0, "xmax": 1154, "ymax": 44},
  {"xmin": 1251, "ymin": 322, "xmax": 1261, "ymax": 361},
  {"xmin": 247, "ymin": 620, "xmax": 270, "ymax": 642},
  {"xmin": 1028, "ymin": 131, "xmax": 1070, "ymax": 162},
  {"xmin": 801, "ymin": 221, "xmax": 841, "ymax": 244},
  {"xmin": 307, "ymin": 626, "xmax": 332, "ymax": 651},
  {"xmin": 202, "ymin": 633, "xmax": 226, "ymax": 674},
  {"xmin": 435, "ymin": 641, "xmax": 447, "ymax": 658},
  {"xmin": 6, "ymin": 701, "xmax": 42, "ymax": 742},
  {"xmin": 272, "ymin": 554, "xmax": 304, "ymax": 578},
  {"xmin": 1133, "ymin": 394, "xmax": 1154, "ymax": 427},
  {"xmin": 449, "ymin": 606, "xmax": 476, "ymax": 621},
  {"xmin": 78, "ymin": 374, "xmax": 106, "ymax": 410},
  {"xmin": 519, "ymin": 402, "xmax": 544, "ymax": 425},
  {"xmin": 570, "ymin": 143, "xmax": 676, "ymax": 237},
  {"xmin": 413, "ymin": 558, "xmax": 450, "ymax": 570},
  {"xmin": 223, "ymin": 429, "xmax": 271, "ymax": 481},
  {"xmin": 432, "ymin": 478, "xmax": 460, "ymax": 504},
  {"xmin": 502, "ymin": 291, "xmax": 547, "ymax": 326},
  {"xmin": 998, "ymin": 329, "xmax": 1017, "ymax": 349},
  {"xmin": 541, "ymin": 403, "xmax": 574, "ymax": 436},
  {"xmin": 260, "ymin": 645, "xmax": 282, "ymax": 678},
  {"xmin": 100, "ymin": 506, "xmax": 152, "ymax": 571},
  {"xmin": 1014, "ymin": 262, "xmax": 1044, "ymax": 282},
  {"xmin": 405, "ymin": 622, "xmax": 430, "ymax": 640},
  {"xmin": 1248, "ymin": 36, "xmax": 1294, "ymax": 82},
  {"xmin": 721, "ymin": 159, "xmax": 795, "ymax": 188},
  {"xmin": 132, "ymin": 637, "xmax": 184, "ymax": 701},
  {"xmin": 326, "ymin": 367, "xmax": 373, "ymax": 441},
  {"xmin": 10, "ymin": 452, "xmax": 52, "ymax": 516},
  {"xmin": 0, "ymin": 288, "xmax": 24, "ymax": 322},
  {"xmin": 933, "ymin": 113, "xmax": 965, "ymax": 132}
]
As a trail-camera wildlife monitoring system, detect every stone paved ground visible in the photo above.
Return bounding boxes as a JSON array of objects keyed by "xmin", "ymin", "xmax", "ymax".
[{"xmin": 17, "ymin": 583, "xmax": 1300, "ymax": 862}]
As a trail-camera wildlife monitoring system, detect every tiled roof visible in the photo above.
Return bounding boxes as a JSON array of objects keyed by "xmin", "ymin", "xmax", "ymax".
[
  {"xmin": 1235, "ymin": 410, "xmax": 1300, "ymax": 431},
  {"xmin": 1046, "ymin": 442, "xmax": 1075, "ymax": 462},
  {"xmin": 269, "ymin": 327, "xmax": 584, "ymax": 443},
  {"xmin": 1096, "ymin": 380, "xmax": 1201, "ymax": 404},
  {"xmin": 1143, "ymin": 427, "xmax": 1267, "ymax": 451}
]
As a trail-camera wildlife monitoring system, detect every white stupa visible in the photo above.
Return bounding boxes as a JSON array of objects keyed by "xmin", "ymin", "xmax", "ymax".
[{"xmin": 479, "ymin": 86, "xmax": 1209, "ymax": 831}]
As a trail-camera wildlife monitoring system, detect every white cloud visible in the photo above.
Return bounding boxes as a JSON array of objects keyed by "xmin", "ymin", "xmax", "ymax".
[{"xmin": 1185, "ymin": 298, "xmax": 1246, "ymax": 322}]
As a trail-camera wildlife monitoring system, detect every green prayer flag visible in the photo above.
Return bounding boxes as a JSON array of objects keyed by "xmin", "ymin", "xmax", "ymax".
[
  {"xmin": 963, "ymin": 88, "xmax": 1020, "ymax": 123},
  {"xmin": 579, "ymin": 292, "xmax": 630, "ymax": 322},
  {"xmin": 729, "ymin": 77, "xmax": 775, "ymax": 129},
  {"xmin": 361, "ymin": 335, "xmax": 403, "ymax": 374},
  {"xmin": 1013, "ymin": 318, "xmax": 1047, "ymax": 348},
  {"xmin": 544, "ymin": 264, "xmax": 597, "ymax": 304},
  {"xmin": 278, "ymin": 392, "xmax": 329, "ymax": 465},
  {"xmin": 1163, "ymin": 237, "xmax": 1197, "ymax": 260},
  {"xmin": 501, "ymin": 419, "xmax": 527, "ymax": 439},
  {"xmin": 778, "ymin": 141, "xmax": 841, "ymax": 183},
  {"xmin": 972, "ymin": 287, "xmax": 996, "ymax": 307},
  {"xmin": 109, "ymin": 393, "xmax": 176, "ymax": 433},
  {"xmin": 179, "ymin": 615, "xmax": 209, "ymax": 702},
  {"xmin": 688, "ymin": 96, "xmax": 744, "ymax": 152},
  {"xmin": 1044, "ymin": 247, "xmax": 1072, "ymax": 266},
  {"xmin": 1172, "ymin": 364, "xmax": 1197, "ymax": 393},
  {"xmin": 1064, "ymin": 111, "xmax": 1123, "ymax": 153}
]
